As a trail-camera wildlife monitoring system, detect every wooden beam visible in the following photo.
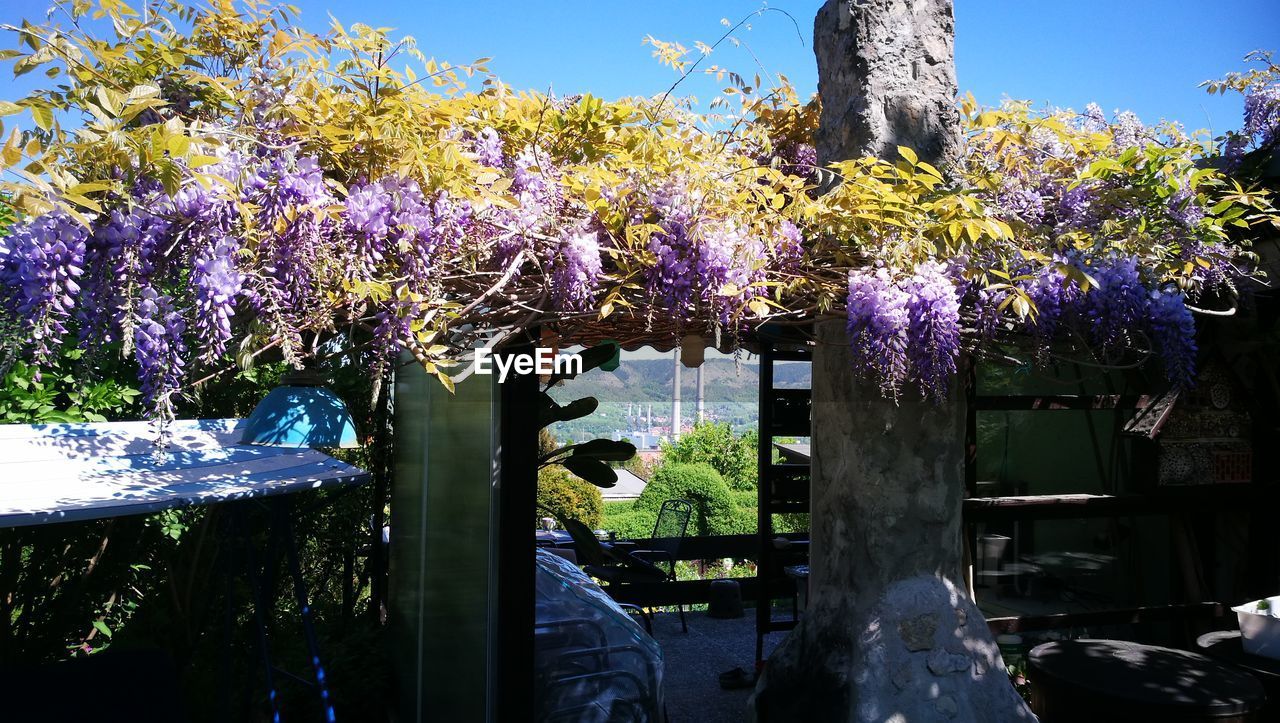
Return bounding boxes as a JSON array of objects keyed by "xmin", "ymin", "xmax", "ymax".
[{"xmin": 972, "ymin": 394, "xmax": 1147, "ymax": 411}]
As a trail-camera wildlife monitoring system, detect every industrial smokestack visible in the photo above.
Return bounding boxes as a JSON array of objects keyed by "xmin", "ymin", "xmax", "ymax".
[
  {"xmin": 671, "ymin": 349, "xmax": 682, "ymax": 439},
  {"xmin": 696, "ymin": 365, "xmax": 705, "ymax": 423}
]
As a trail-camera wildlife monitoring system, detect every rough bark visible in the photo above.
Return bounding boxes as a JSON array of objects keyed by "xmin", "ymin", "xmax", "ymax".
[
  {"xmin": 814, "ymin": 0, "xmax": 961, "ymax": 167},
  {"xmin": 752, "ymin": 2, "xmax": 1034, "ymax": 720}
]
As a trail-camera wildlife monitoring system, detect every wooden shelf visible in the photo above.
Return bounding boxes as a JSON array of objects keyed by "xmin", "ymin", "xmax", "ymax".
[{"xmin": 964, "ymin": 484, "xmax": 1278, "ymax": 522}]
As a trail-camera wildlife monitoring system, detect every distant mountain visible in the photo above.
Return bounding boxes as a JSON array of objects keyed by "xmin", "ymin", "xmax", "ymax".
[{"xmin": 545, "ymin": 356, "xmax": 811, "ymax": 444}]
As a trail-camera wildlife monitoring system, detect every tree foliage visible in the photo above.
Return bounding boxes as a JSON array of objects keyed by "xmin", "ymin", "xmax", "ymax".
[{"xmin": 659, "ymin": 422, "xmax": 758, "ymax": 491}]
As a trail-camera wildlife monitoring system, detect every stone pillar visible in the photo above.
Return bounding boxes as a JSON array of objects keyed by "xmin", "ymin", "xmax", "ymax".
[{"xmin": 752, "ymin": 1, "xmax": 1034, "ymax": 720}]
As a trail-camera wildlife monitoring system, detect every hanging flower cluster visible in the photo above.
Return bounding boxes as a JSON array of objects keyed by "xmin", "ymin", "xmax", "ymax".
[
  {"xmin": 0, "ymin": 0, "xmax": 1275, "ymax": 419},
  {"xmin": 1206, "ymin": 51, "xmax": 1280, "ymax": 164}
]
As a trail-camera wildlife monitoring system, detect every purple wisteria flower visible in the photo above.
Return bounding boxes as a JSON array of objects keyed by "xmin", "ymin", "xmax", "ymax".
[
  {"xmin": 1167, "ymin": 184, "xmax": 1206, "ymax": 229},
  {"xmin": 191, "ymin": 236, "xmax": 244, "ymax": 362},
  {"xmin": 551, "ymin": 228, "xmax": 604, "ymax": 311},
  {"xmin": 1022, "ymin": 262, "xmax": 1080, "ymax": 345},
  {"xmin": 79, "ymin": 208, "xmax": 169, "ymax": 345},
  {"xmin": 474, "ymin": 127, "xmax": 504, "ymax": 167},
  {"xmin": 1225, "ymin": 83, "xmax": 1280, "ymax": 162},
  {"xmin": 1080, "ymin": 255, "xmax": 1148, "ymax": 351},
  {"xmin": 133, "ymin": 286, "xmax": 187, "ymax": 416},
  {"xmin": 846, "ymin": 266, "xmax": 910, "ymax": 399},
  {"xmin": 1056, "ymin": 185, "xmax": 1096, "ymax": 232},
  {"xmin": 1110, "ymin": 111, "xmax": 1148, "ymax": 150},
  {"xmin": 642, "ymin": 181, "xmax": 766, "ymax": 325},
  {"xmin": 999, "ymin": 184, "xmax": 1047, "ymax": 226},
  {"xmin": 772, "ymin": 220, "xmax": 804, "ymax": 270},
  {"xmin": 902, "ymin": 261, "xmax": 962, "ymax": 401},
  {"xmin": 1081, "ymin": 103, "xmax": 1109, "ymax": 133},
  {"xmin": 1147, "ymin": 289, "xmax": 1198, "ymax": 388},
  {"xmin": 0, "ymin": 210, "xmax": 89, "ymax": 364}
]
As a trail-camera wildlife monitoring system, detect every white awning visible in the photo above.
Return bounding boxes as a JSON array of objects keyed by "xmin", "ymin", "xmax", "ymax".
[{"xmin": 0, "ymin": 418, "xmax": 368, "ymax": 528}]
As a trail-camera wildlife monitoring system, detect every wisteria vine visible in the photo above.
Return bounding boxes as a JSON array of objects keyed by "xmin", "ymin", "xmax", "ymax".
[{"xmin": 0, "ymin": 1, "xmax": 1276, "ymax": 420}]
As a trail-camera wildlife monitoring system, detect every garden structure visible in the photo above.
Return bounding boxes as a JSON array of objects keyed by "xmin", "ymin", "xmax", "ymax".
[{"xmin": 1, "ymin": 0, "xmax": 1279, "ymax": 721}]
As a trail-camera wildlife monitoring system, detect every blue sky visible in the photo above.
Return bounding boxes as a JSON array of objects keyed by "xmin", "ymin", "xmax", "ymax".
[{"xmin": 2, "ymin": 0, "xmax": 1277, "ymax": 134}]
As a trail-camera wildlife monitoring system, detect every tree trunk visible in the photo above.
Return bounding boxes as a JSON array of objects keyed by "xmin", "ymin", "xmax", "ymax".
[
  {"xmin": 753, "ymin": 324, "xmax": 1032, "ymax": 721},
  {"xmin": 813, "ymin": 0, "xmax": 961, "ymax": 167},
  {"xmin": 752, "ymin": 2, "xmax": 1034, "ymax": 720}
]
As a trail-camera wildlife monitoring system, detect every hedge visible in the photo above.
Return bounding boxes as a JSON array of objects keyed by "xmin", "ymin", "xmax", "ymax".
[{"xmin": 636, "ymin": 462, "xmax": 741, "ymax": 536}]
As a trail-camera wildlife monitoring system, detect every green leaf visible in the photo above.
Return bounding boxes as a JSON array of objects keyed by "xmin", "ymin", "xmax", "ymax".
[
  {"xmin": 538, "ymin": 394, "xmax": 598, "ymax": 428},
  {"xmin": 560, "ymin": 455, "xmax": 618, "ymax": 488},
  {"xmin": 92, "ymin": 620, "xmax": 113, "ymax": 638},
  {"xmin": 570, "ymin": 438, "xmax": 636, "ymax": 462},
  {"xmin": 547, "ymin": 342, "xmax": 617, "ymax": 385}
]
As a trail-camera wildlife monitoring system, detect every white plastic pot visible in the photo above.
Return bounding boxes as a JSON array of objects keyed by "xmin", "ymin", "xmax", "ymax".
[{"xmin": 1232, "ymin": 596, "xmax": 1280, "ymax": 660}]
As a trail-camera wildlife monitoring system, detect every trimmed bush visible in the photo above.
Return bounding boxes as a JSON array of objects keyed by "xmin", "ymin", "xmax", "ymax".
[
  {"xmin": 602, "ymin": 499, "xmax": 635, "ymax": 516},
  {"xmin": 536, "ymin": 466, "xmax": 603, "ymax": 529},
  {"xmin": 636, "ymin": 462, "xmax": 738, "ymax": 537},
  {"xmin": 718, "ymin": 505, "xmax": 759, "ymax": 535},
  {"xmin": 602, "ymin": 509, "xmax": 658, "ymax": 541},
  {"xmin": 730, "ymin": 490, "xmax": 756, "ymax": 508}
]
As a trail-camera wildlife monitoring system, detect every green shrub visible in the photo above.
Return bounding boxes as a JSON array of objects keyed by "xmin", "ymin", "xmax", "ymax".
[
  {"xmin": 602, "ymin": 499, "xmax": 635, "ymax": 516},
  {"xmin": 659, "ymin": 422, "xmax": 758, "ymax": 491},
  {"xmin": 602, "ymin": 509, "xmax": 658, "ymax": 540},
  {"xmin": 536, "ymin": 466, "xmax": 603, "ymax": 529},
  {"xmin": 718, "ymin": 505, "xmax": 758, "ymax": 535},
  {"xmin": 636, "ymin": 462, "xmax": 739, "ymax": 536},
  {"xmin": 774, "ymin": 512, "xmax": 810, "ymax": 534}
]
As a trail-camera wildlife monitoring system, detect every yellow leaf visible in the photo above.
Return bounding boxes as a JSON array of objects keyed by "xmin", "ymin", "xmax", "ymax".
[
  {"xmin": 69, "ymin": 181, "xmax": 110, "ymax": 195},
  {"xmin": 29, "ymin": 105, "xmax": 52, "ymax": 131},
  {"xmin": 898, "ymin": 146, "xmax": 918, "ymax": 165},
  {"xmin": 1, "ymin": 128, "xmax": 21, "ymax": 166},
  {"xmin": 435, "ymin": 370, "xmax": 456, "ymax": 394},
  {"xmin": 63, "ymin": 192, "xmax": 101, "ymax": 212},
  {"xmin": 167, "ymin": 134, "xmax": 192, "ymax": 156}
]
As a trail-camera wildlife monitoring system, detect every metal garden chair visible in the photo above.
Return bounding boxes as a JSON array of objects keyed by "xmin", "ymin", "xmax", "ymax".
[{"xmin": 584, "ymin": 499, "xmax": 693, "ymax": 634}]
